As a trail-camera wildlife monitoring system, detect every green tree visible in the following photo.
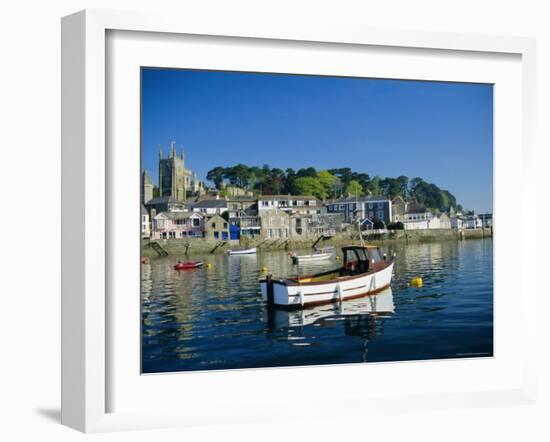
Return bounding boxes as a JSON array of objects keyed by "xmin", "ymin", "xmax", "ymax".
[
  {"xmin": 293, "ymin": 176, "xmax": 327, "ymax": 199},
  {"xmin": 317, "ymin": 170, "xmax": 336, "ymax": 197},
  {"xmin": 206, "ymin": 166, "xmax": 226, "ymax": 189},
  {"xmin": 346, "ymin": 179, "xmax": 364, "ymax": 197},
  {"xmin": 296, "ymin": 167, "xmax": 318, "ymax": 178},
  {"xmin": 366, "ymin": 176, "xmax": 381, "ymax": 195}
]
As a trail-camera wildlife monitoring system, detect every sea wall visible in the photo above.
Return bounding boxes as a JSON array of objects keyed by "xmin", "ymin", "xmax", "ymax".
[{"xmin": 141, "ymin": 228, "xmax": 492, "ymax": 257}]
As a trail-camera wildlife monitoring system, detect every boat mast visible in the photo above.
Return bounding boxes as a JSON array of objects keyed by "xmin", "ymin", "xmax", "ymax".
[{"xmin": 356, "ymin": 193, "xmax": 365, "ymax": 247}]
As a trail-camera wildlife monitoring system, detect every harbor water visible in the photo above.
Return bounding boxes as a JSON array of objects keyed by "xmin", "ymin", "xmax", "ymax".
[{"xmin": 141, "ymin": 239, "xmax": 493, "ymax": 373}]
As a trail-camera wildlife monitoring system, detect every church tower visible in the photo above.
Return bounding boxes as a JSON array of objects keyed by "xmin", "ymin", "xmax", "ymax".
[{"xmin": 158, "ymin": 141, "xmax": 186, "ymax": 202}]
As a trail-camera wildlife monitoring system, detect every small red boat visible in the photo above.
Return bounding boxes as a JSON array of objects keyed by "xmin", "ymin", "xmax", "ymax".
[
  {"xmin": 141, "ymin": 257, "xmax": 149, "ymax": 264},
  {"xmin": 174, "ymin": 261, "xmax": 203, "ymax": 270}
]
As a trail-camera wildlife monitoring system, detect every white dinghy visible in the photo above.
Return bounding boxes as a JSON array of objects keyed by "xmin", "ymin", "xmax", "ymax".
[
  {"xmin": 228, "ymin": 247, "xmax": 257, "ymax": 256},
  {"xmin": 290, "ymin": 248, "xmax": 334, "ymax": 264}
]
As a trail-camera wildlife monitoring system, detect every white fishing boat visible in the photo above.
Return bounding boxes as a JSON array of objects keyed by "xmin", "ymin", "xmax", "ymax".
[
  {"xmin": 228, "ymin": 247, "xmax": 257, "ymax": 256},
  {"xmin": 260, "ymin": 245, "xmax": 394, "ymax": 309}
]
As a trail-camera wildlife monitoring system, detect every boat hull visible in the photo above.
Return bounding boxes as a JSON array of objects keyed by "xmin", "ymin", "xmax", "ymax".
[
  {"xmin": 228, "ymin": 247, "xmax": 257, "ymax": 255},
  {"xmin": 174, "ymin": 261, "xmax": 203, "ymax": 270},
  {"xmin": 291, "ymin": 252, "xmax": 333, "ymax": 264},
  {"xmin": 260, "ymin": 262, "xmax": 394, "ymax": 309}
]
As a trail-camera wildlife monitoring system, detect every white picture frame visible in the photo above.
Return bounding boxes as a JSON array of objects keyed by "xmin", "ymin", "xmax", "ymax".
[{"xmin": 61, "ymin": 9, "xmax": 537, "ymax": 433}]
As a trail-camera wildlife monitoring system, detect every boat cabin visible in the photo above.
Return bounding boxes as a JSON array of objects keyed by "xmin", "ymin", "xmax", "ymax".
[{"xmin": 341, "ymin": 245, "xmax": 386, "ymax": 276}]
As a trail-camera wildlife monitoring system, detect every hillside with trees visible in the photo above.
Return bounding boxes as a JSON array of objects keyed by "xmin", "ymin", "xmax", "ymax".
[{"xmin": 206, "ymin": 164, "xmax": 461, "ymax": 212}]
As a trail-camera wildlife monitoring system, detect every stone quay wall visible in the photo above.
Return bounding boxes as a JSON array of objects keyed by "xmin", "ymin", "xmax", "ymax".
[{"xmin": 141, "ymin": 228, "xmax": 492, "ymax": 257}]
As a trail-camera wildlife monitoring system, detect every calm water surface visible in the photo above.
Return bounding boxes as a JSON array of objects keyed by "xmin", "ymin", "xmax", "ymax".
[{"xmin": 141, "ymin": 239, "xmax": 493, "ymax": 373}]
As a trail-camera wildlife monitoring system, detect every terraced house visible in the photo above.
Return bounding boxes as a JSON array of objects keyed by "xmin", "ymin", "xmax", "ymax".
[
  {"xmin": 326, "ymin": 195, "xmax": 392, "ymax": 225},
  {"xmin": 151, "ymin": 212, "xmax": 205, "ymax": 239},
  {"xmin": 260, "ymin": 210, "xmax": 290, "ymax": 239},
  {"xmin": 257, "ymin": 195, "xmax": 322, "ymax": 215}
]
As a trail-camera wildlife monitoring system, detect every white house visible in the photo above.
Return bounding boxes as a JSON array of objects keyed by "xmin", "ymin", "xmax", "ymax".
[
  {"xmin": 187, "ymin": 198, "xmax": 228, "ymax": 215},
  {"xmin": 141, "ymin": 204, "xmax": 151, "ymax": 238},
  {"xmin": 403, "ymin": 204, "xmax": 433, "ymax": 230},
  {"xmin": 451, "ymin": 216, "xmax": 465, "ymax": 229},
  {"xmin": 464, "ymin": 215, "xmax": 483, "ymax": 229},
  {"xmin": 258, "ymin": 195, "xmax": 321, "ymax": 215}
]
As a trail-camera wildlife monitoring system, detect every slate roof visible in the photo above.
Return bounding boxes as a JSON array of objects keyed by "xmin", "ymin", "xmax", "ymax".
[
  {"xmin": 405, "ymin": 203, "xmax": 429, "ymax": 214},
  {"xmin": 188, "ymin": 199, "xmax": 228, "ymax": 209},
  {"xmin": 258, "ymin": 195, "xmax": 318, "ymax": 201},
  {"xmin": 155, "ymin": 211, "xmax": 203, "ymax": 220},
  {"xmin": 145, "ymin": 196, "xmax": 181, "ymax": 205},
  {"xmin": 331, "ymin": 195, "xmax": 389, "ymax": 204}
]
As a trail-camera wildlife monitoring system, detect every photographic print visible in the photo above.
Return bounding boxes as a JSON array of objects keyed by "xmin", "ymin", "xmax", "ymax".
[{"xmin": 140, "ymin": 68, "xmax": 493, "ymax": 374}]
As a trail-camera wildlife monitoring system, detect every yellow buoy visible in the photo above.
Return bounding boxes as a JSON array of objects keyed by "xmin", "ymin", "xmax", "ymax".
[
  {"xmin": 206, "ymin": 263, "xmax": 212, "ymax": 269},
  {"xmin": 335, "ymin": 255, "xmax": 340, "ymax": 261},
  {"xmin": 410, "ymin": 277, "xmax": 423, "ymax": 287},
  {"xmin": 261, "ymin": 267, "xmax": 268, "ymax": 272}
]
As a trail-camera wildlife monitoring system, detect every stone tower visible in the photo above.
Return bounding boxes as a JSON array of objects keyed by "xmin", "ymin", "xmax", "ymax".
[
  {"xmin": 158, "ymin": 141, "xmax": 186, "ymax": 202},
  {"xmin": 141, "ymin": 169, "xmax": 153, "ymax": 204}
]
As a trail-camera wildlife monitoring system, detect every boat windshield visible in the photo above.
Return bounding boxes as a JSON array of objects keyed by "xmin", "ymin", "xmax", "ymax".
[{"xmin": 343, "ymin": 248, "xmax": 370, "ymax": 274}]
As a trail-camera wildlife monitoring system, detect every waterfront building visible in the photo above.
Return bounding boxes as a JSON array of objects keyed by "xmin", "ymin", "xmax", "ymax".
[
  {"xmin": 151, "ymin": 212, "xmax": 205, "ymax": 239},
  {"xmin": 307, "ymin": 213, "xmax": 345, "ymax": 236},
  {"xmin": 204, "ymin": 214, "xmax": 230, "ymax": 241},
  {"xmin": 479, "ymin": 213, "xmax": 493, "ymax": 228},
  {"xmin": 403, "ymin": 204, "xmax": 432, "ymax": 230},
  {"xmin": 451, "ymin": 216, "xmax": 465, "ymax": 229},
  {"xmin": 326, "ymin": 195, "xmax": 392, "ymax": 225},
  {"xmin": 187, "ymin": 197, "xmax": 228, "ymax": 215},
  {"xmin": 141, "ymin": 170, "xmax": 153, "ymax": 204},
  {"xmin": 260, "ymin": 209, "xmax": 290, "ymax": 239},
  {"xmin": 257, "ymin": 195, "xmax": 322, "ymax": 215},
  {"xmin": 227, "ymin": 196, "xmax": 260, "ymax": 237},
  {"xmin": 145, "ymin": 196, "xmax": 185, "ymax": 218},
  {"xmin": 464, "ymin": 214, "xmax": 483, "ymax": 229},
  {"xmin": 391, "ymin": 196, "xmax": 407, "ymax": 222},
  {"xmin": 437, "ymin": 213, "xmax": 452, "ymax": 229},
  {"xmin": 289, "ymin": 213, "xmax": 310, "ymax": 240},
  {"xmin": 141, "ymin": 204, "xmax": 151, "ymax": 238}
]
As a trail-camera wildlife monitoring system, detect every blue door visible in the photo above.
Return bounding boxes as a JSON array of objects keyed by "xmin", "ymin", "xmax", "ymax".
[
  {"xmin": 221, "ymin": 231, "xmax": 228, "ymax": 241},
  {"xmin": 229, "ymin": 224, "xmax": 240, "ymax": 240}
]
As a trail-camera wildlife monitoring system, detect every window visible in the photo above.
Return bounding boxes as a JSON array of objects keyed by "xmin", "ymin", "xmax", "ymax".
[
  {"xmin": 214, "ymin": 232, "xmax": 219, "ymax": 239},
  {"xmin": 370, "ymin": 248, "xmax": 383, "ymax": 262},
  {"xmin": 377, "ymin": 211, "xmax": 384, "ymax": 219},
  {"xmin": 223, "ymin": 223, "xmax": 228, "ymax": 229},
  {"xmin": 267, "ymin": 229, "xmax": 272, "ymax": 238},
  {"xmin": 192, "ymin": 218, "xmax": 200, "ymax": 227},
  {"xmin": 212, "ymin": 222, "xmax": 216, "ymax": 229}
]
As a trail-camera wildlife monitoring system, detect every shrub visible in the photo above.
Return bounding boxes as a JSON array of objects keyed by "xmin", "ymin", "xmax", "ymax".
[{"xmin": 387, "ymin": 221, "xmax": 404, "ymax": 230}]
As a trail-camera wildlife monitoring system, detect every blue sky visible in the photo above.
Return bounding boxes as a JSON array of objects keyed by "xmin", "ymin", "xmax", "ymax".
[{"xmin": 141, "ymin": 68, "xmax": 493, "ymax": 212}]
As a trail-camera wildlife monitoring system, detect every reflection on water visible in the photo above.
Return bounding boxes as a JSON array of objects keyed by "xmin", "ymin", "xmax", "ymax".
[{"xmin": 142, "ymin": 239, "xmax": 493, "ymax": 373}]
